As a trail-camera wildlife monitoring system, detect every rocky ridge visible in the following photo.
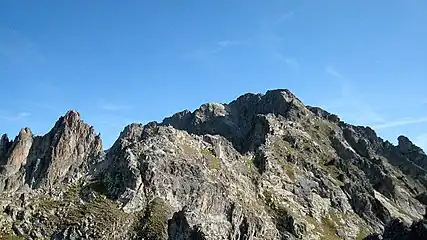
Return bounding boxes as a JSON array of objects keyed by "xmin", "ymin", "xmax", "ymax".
[{"xmin": 0, "ymin": 89, "xmax": 426, "ymax": 240}]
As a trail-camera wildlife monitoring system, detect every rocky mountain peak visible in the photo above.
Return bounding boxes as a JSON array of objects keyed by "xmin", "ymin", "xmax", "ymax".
[
  {"xmin": 394, "ymin": 135, "xmax": 427, "ymax": 173},
  {"xmin": 1, "ymin": 90, "xmax": 427, "ymax": 240},
  {"xmin": 5, "ymin": 128, "xmax": 33, "ymax": 168},
  {"xmin": 17, "ymin": 127, "xmax": 32, "ymax": 138},
  {"xmin": 51, "ymin": 109, "xmax": 87, "ymax": 134},
  {"xmin": 162, "ymin": 89, "xmax": 310, "ymax": 153},
  {"xmin": 0, "ymin": 134, "xmax": 12, "ymax": 161},
  {"xmin": 265, "ymin": 88, "xmax": 296, "ymax": 102},
  {"xmin": 398, "ymin": 135, "xmax": 425, "ymax": 154},
  {"xmin": 63, "ymin": 109, "xmax": 81, "ymax": 125},
  {"xmin": 0, "ymin": 134, "xmax": 9, "ymax": 143},
  {"xmin": 0, "ymin": 110, "xmax": 102, "ymax": 192}
]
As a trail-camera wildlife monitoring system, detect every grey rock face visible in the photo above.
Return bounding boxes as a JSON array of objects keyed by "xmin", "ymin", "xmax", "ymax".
[
  {"xmin": 1, "ymin": 89, "xmax": 427, "ymax": 240},
  {"xmin": 369, "ymin": 216, "xmax": 427, "ymax": 240},
  {"xmin": 162, "ymin": 89, "xmax": 309, "ymax": 153},
  {"xmin": 103, "ymin": 123, "xmax": 279, "ymax": 239},
  {"xmin": 397, "ymin": 135, "xmax": 427, "ymax": 170},
  {"xmin": 0, "ymin": 110, "xmax": 102, "ymax": 192},
  {"xmin": 307, "ymin": 106, "xmax": 340, "ymax": 123},
  {"xmin": 0, "ymin": 134, "xmax": 12, "ymax": 163}
]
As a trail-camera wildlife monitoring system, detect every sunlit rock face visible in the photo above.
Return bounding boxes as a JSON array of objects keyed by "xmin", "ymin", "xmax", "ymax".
[{"xmin": 1, "ymin": 90, "xmax": 427, "ymax": 240}]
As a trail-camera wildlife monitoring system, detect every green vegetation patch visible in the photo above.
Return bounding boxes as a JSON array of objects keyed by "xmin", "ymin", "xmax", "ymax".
[
  {"xmin": 263, "ymin": 189, "xmax": 277, "ymax": 210},
  {"xmin": 302, "ymin": 211, "xmax": 342, "ymax": 240},
  {"xmin": 34, "ymin": 181, "xmax": 135, "ymax": 238},
  {"xmin": 201, "ymin": 148, "xmax": 221, "ymax": 170},
  {"xmin": 356, "ymin": 228, "xmax": 370, "ymax": 240},
  {"xmin": 243, "ymin": 156, "xmax": 255, "ymax": 170},
  {"xmin": 321, "ymin": 216, "xmax": 340, "ymax": 240},
  {"xmin": 0, "ymin": 228, "xmax": 23, "ymax": 240},
  {"xmin": 334, "ymin": 178, "xmax": 345, "ymax": 187},
  {"xmin": 322, "ymin": 164, "xmax": 346, "ymax": 187},
  {"xmin": 283, "ymin": 163, "xmax": 296, "ymax": 181},
  {"xmin": 318, "ymin": 210, "xmax": 343, "ymax": 240},
  {"xmin": 272, "ymin": 139, "xmax": 293, "ymax": 163},
  {"xmin": 136, "ymin": 197, "xmax": 171, "ymax": 240}
]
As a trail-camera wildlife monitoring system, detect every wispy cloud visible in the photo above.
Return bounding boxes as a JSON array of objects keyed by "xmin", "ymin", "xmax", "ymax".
[
  {"xmin": 254, "ymin": 8, "xmax": 305, "ymax": 71},
  {"xmin": 97, "ymin": 100, "xmax": 132, "ymax": 112},
  {"xmin": 188, "ymin": 6, "xmax": 299, "ymax": 67},
  {"xmin": 324, "ymin": 66, "xmax": 427, "ymax": 132},
  {"xmin": 259, "ymin": 8, "xmax": 298, "ymax": 30},
  {"xmin": 325, "ymin": 66, "xmax": 343, "ymax": 79},
  {"xmin": 274, "ymin": 52, "xmax": 300, "ymax": 70},
  {"xmin": 209, "ymin": 39, "xmax": 247, "ymax": 55},
  {"xmin": 372, "ymin": 117, "xmax": 427, "ymax": 129},
  {"xmin": 0, "ymin": 112, "xmax": 31, "ymax": 122},
  {"xmin": 322, "ymin": 65, "xmax": 385, "ymax": 125},
  {"xmin": 284, "ymin": 58, "xmax": 300, "ymax": 70},
  {"xmin": 185, "ymin": 39, "xmax": 247, "ymax": 61},
  {"xmin": 275, "ymin": 11, "xmax": 295, "ymax": 25},
  {"xmin": 215, "ymin": 40, "xmax": 246, "ymax": 52}
]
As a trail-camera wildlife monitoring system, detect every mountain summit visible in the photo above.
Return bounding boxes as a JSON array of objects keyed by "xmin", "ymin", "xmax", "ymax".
[{"xmin": 1, "ymin": 89, "xmax": 426, "ymax": 240}]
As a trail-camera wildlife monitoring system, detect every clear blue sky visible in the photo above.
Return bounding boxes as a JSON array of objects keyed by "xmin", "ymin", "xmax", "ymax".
[{"xmin": 1, "ymin": 0, "xmax": 426, "ymax": 149}]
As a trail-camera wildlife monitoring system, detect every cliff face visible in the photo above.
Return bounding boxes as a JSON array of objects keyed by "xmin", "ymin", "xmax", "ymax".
[
  {"xmin": 0, "ymin": 90, "xmax": 426, "ymax": 240},
  {"xmin": 0, "ymin": 110, "xmax": 102, "ymax": 192}
]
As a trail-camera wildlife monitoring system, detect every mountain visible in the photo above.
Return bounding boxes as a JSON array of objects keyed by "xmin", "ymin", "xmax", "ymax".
[{"xmin": 0, "ymin": 89, "xmax": 426, "ymax": 240}]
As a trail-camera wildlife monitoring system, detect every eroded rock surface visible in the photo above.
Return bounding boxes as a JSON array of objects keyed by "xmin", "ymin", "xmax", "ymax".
[
  {"xmin": 0, "ymin": 110, "xmax": 102, "ymax": 193},
  {"xmin": 1, "ymin": 89, "xmax": 426, "ymax": 240}
]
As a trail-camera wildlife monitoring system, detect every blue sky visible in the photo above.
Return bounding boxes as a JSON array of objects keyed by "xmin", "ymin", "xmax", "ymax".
[{"xmin": 0, "ymin": 0, "xmax": 426, "ymax": 149}]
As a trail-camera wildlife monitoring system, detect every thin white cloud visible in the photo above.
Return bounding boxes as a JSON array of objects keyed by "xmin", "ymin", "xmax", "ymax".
[
  {"xmin": 276, "ymin": 11, "xmax": 295, "ymax": 25},
  {"xmin": 372, "ymin": 117, "xmax": 427, "ymax": 129},
  {"xmin": 283, "ymin": 57, "xmax": 300, "ymax": 70},
  {"xmin": 322, "ymin": 65, "xmax": 386, "ymax": 126},
  {"xmin": 353, "ymin": 107, "xmax": 385, "ymax": 125},
  {"xmin": 214, "ymin": 40, "xmax": 247, "ymax": 53},
  {"xmin": 0, "ymin": 112, "xmax": 31, "ymax": 122},
  {"xmin": 189, "ymin": 8, "xmax": 295, "ymax": 64},
  {"xmin": 323, "ymin": 100, "xmax": 384, "ymax": 126},
  {"xmin": 259, "ymin": 7, "xmax": 298, "ymax": 29},
  {"xmin": 97, "ymin": 100, "xmax": 132, "ymax": 112},
  {"xmin": 325, "ymin": 66, "xmax": 343, "ymax": 79},
  {"xmin": 186, "ymin": 39, "xmax": 247, "ymax": 61},
  {"xmin": 217, "ymin": 40, "xmax": 242, "ymax": 49},
  {"xmin": 274, "ymin": 52, "xmax": 300, "ymax": 70}
]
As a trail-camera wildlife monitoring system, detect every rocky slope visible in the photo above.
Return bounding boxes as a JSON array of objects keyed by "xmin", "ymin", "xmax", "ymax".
[{"xmin": 0, "ymin": 89, "xmax": 426, "ymax": 240}]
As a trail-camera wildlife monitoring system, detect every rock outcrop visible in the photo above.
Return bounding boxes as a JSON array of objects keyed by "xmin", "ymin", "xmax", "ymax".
[
  {"xmin": 0, "ymin": 110, "xmax": 102, "ymax": 193},
  {"xmin": 366, "ymin": 214, "xmax": 427, "ymax": 240},
  {"xmin": 0, "ymin": 89, "xmax": 426, "ymax": 240}
]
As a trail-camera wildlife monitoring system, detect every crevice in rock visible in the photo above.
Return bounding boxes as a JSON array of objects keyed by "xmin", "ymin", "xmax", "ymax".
[
  {"xmin": 253, "ymin": 150, "xmax": 267, "ymax": 174},
  {"xmin": 238, "ymin": 216, "xmax": 250, "ymax": 240},
  {"xmin": 266, "ymin": 204, "xmax": 306, "ymax": 239},
  {"xmin": 167, "ymin": 208, "xmax": 206, "ymax": 240}
]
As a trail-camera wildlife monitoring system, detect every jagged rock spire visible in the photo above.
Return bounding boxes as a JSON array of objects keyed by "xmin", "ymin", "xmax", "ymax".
[{"xmin": 0, "ymin": 110, "xmax": 102, "ymax": 192}]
